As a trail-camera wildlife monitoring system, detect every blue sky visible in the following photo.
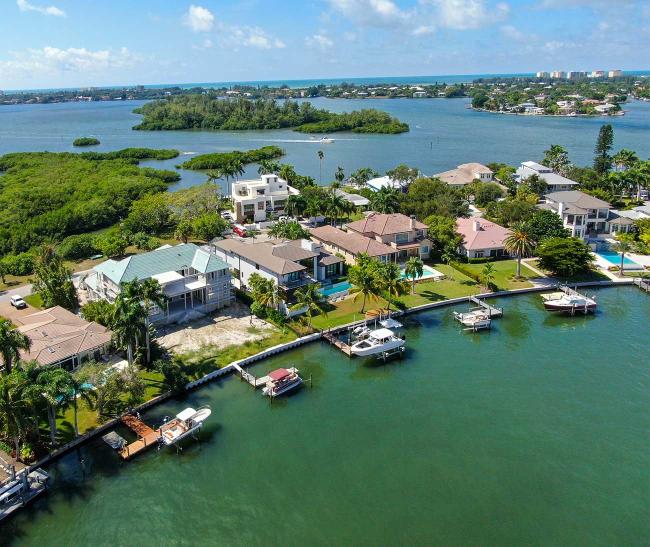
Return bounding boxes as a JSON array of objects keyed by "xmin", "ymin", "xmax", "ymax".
[{"xmin": 0, "ymin": 0, "xmax": 648, "ymax": 89}]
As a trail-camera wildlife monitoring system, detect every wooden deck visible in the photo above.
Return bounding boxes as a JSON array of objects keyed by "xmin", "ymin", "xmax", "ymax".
[
  {"xmin": 322, "ymin": 331, "xmax": 352, "ymax": 356},
  {"xmin": 232, "ymin": 364, "xmax": 270, "ymax": 388},
  {"xmin": 469, "ymin": 295, "xmax": 503, "ymax": 318},
  {"xmin": 118, "ymin": 415, "xmax": 161, "ymax": 460}
]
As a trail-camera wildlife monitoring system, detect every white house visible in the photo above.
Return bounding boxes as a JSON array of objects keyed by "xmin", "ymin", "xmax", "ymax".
[
  {"xmin": 231, "ymin": 174, "xmax": 299, "ymax": 223},
  {"xmin": 366, "ymin": 176, "xmax": 403, "ymax": 192},
  {"xmin": 456, "ymin": 217, "xmax": 511, "ymax": 259},
  {"xmin": 515, "ymin": 161, "xmax": 579, "ymax": 193},
  {"xmin": 84, "ymin": 243, "xmax": 233, "ymax": 324}
]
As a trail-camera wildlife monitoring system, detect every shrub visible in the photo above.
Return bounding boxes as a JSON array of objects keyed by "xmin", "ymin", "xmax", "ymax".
[
  {"xmin": 73, "ymin": 137, "xmax": 100, "ymax": 147},
  {"xmin": 449, "ymin": 260, "xmax": 481, "ymax": 283},
  {"xmin": 1, "ymin": 252, "xmax": 35, "ymax": 276},
  {"xmin": 131, "ymin": 232, "xmax": 160, "ymax": 251},
  {"xmin": 266, "ymin": 308, "xmax": 287, "ymax": 325},
  {"xmin": 81, "ymin": 300, "xmax": 115, "ymax": 327},
  {"xmin": 57, "ymin": 233, "xmax": 98, "ymax": 260},
  {"xmin": 250, "ymin": 302, "xmax": 267, "ymax": 318}
]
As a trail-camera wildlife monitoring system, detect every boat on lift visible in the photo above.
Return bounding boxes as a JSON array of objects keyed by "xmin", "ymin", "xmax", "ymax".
[
  {"xmin": 262, "ymin": 368, "xmax": 302, "ymax": 398},
  {"xmin": 350, "ymin": 328, "xmax": 405, "ymax": 357},
  {"xmin": 453, "ymin": 310, "xmax": 491, "ymax": 330},
  {"xmin": 159, "ymin": 406, "xmax": 211, "ymax": 446},
  {"xmin": 541, "ymin": 292, "xmax": 597, "ymax": 313}
]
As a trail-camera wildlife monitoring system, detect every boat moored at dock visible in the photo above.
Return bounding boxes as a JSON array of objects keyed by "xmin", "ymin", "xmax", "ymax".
[
  {"xmin": 541, "ymin": 286, "xmax": 597, "ymax": 314},
  {"xmin": 262, "ymin": 368, "xmax": 303, "ymax": 398},
  {"xmin": 350, "ymin": 328, "xmax": 405, "ymax": 357},
  {"xmin": 159, "ymin": 406, "xmax": 212, "ymax": 447},
  {"xmin": 453, "ymin": 310, "xmax": 492, "ymax": 331}
]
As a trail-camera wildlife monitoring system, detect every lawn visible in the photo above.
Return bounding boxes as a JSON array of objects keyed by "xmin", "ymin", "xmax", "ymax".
[
  {"xmin": 460, "ymin": 259, "xmax": 538, "ymax": 290},
  {"xmin": 23, "ymin": 293, "xmax": 43, "ymax": 309},
  {"xmin": 531, "ymin": 260, "xmax": 611, "ymax": 282}
]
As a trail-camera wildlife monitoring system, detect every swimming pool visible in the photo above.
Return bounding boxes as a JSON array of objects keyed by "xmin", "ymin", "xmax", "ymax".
[
  {"xmin": 595, "ymin": 250, "xmax": 643, "ymax": 269},
  {"xmin": 400, "ymin": 264, "xmax": 446, "ymax": 281},
  {"xmin": 320, "ymin": 281, "xmax": 353, "ymax": 297}
]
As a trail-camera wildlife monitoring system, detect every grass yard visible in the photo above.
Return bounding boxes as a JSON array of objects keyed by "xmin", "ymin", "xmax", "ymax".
[
  {"xmin": 460, "ymin": 259, "xmax": 538, "ymax": 290},
  {"xmin": 23, "ymin": 293, "xmax": 43, "ymax": 309},
  {"xmin": 531, "ymin": 260, "xmax": 610, "ymax": 282}
]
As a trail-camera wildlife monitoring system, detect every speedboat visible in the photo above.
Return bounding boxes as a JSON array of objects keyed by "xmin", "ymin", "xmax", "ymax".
[
  {"xmin": 316, "ymin": 136, "xmax": 334, "ymax": 144},
  {"xmin": 541, "ymin": 292, "xmax": 597, "ymax": 313},
  {"xmin": 453, "ymin": 310, "xmax": 491, "ymax": 330},
  {"xmin": 159, "ymin": 406, "xmax": 211, "ymax": 446},
  {"xmin": 262, "ymin": 368, "xmax": 302, "ymax": 398},
  {"xmin": 350, "ymin": 328, "xmax": 405, "ymax": 357}
]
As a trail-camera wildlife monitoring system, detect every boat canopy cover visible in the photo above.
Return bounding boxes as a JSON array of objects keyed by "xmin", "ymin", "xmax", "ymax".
[
  {"xmin": 379, "ymin": 318, "xmax": 403, "ymax": 329},
  {"xmin": 176, "ymin": 407, "xmax": 197, "ymax": 422},
  {"xmin": 269, "ymin": 368, "xmax": 291, "ymax": 381},
  {"xmin": 369, "ymin": 328, "xmax": 395, "ymax": 340}
]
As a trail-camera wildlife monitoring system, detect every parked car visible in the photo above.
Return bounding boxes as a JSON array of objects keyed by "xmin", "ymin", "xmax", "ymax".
[
  {"xmin": 10, "ymin": 295, "xmax": 27, "ymax": 309},
  {"xmin": 232, "ymin": 224, "xmax": 248, "ymax": 237},
  {"xmin": 221, "ymin": 211, "xmax": 233, "ymax": 220}
]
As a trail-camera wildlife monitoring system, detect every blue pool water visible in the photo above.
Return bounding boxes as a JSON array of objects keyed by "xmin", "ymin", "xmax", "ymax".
[
  {"xmin": 400, "ymin": 265, "xmax": 444, "ymax": 280},
  {"xmin": 596, "ymin": 251, "xmax": 642, "ymax": 268},
  {"xmin": 320, "ymin": 281, "xmax": 353, "ymax": 297}
]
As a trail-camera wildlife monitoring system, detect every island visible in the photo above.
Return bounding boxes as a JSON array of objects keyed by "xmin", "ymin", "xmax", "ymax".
[
  {"xmin": 72, "ymin": 137, "xmax": 101, "ymax": 147},
  {"xmin": 132, "ymin": 96, "xmax": 409, "ymax": 134}
]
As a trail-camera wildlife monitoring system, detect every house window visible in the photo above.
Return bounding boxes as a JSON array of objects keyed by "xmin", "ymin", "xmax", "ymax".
[
  {"xmin": 257, "ymin": 202, "xmax": 265, "ymax": 210},
  {"xmin": 287, "ymin": 272, "xmax": 301, "ymax": 281},
  {"xmin": 325, "ymin": 263, "xmax": 338, "ymax": 277},
  {"xmin": 396, "ymin": 233, "xmax": 409, "ymax": 244},
  {"xmin": 244, "ymin": 204, "xmax": 255, "ymax": 213},
  {"xmin": 475, "ymin": 251, "xmax": 484, "ymax": 258},
  {"xmin": 420, "ymin": 245, "xmax": 429, "ymax": 254},
  {"xmin": 567, "ymin": 215, "xmax": 574, "ymax": 225}
]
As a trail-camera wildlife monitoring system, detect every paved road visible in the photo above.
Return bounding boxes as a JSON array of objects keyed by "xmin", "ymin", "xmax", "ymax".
[{"xmin": 0, "ymin": 269, "xmax": 91, "ymax": 304}]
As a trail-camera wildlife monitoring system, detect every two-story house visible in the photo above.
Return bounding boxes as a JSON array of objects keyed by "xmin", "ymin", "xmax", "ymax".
[
  {"xmin": 310, "ymin": 225, "xmax": 398, "ymax": 265},
  {"xmin": 231, "ymin": 174, "xmax": 299, "ymax": 223},
  {"xmin": 434, "ymin": 163, "xmax": 494, "ymax": 188},
  {"xmin": 84, "ymin": 243, "xmax": 233, "ymax": 324},
  {"xmin": 345, "ymin": 213, "xmax": 431, "ymax": 261},
  {"xmin": 514, "ymin": 161, "xmax": 579, "ymax": 193},
  {"xmin": 539, "ymin": 190, "xmax": 630, "ymax": 239}
]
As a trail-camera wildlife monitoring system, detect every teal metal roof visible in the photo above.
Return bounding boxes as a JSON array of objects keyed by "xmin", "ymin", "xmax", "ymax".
[{"xmin": 94, "ymin": 243, "xmax": 229, "ymax": 285}]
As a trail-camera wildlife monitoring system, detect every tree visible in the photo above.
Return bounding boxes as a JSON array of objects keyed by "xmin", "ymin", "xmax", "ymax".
[
  {"xmin": 542, "ymin": 144, "xmax": 571, "ymax": 176},
  {"xmin": 481, "ymin": 262, "xmax": 496, "ymax": 291},
  {"xmin": 612, "ymin": 234, "xmax": 634, "ymax": 278},
  {"xmin": 155, "ymin": 357, "xmax": 189, "ymax": 395},
  {"xmin": 174, "ymin": 218, "xmax": 193, "ymax": 243},
  {"xmin": 192, "ymin": 213, "xmax": 228, "ymax": 242},
  {"xmin": 537, "ymin": 237, "xmax": 594, "ymax": 277},
  {"xmin": 131, "ymin": 232, "xmax": 159, "ymax": 251},
  {"xmin": 386, "ymin": 164, "xmax": 419, "ymax": 191},
  {"xmin": 404, "ymin": 256, "xmax": 424, "ymax": 294},
  {"xmin": 485, "ymin": 199, "xmax": 537, "ymax": 227},
  {"xmin": 425, "ymin": 215, "xmax": 463, "ymax": 258},
  {"xmin": 524, "ymin": 210, "xmax": 569, "ymax": 242},
  {"xmin": 325, "ymin": 191, "xmax": 347, "ymax": 226},
  {"xmin": 317, "ymin": 150, "xmax": 324, "ymax": 184},
  {"xmin": 291, "ymin": 284, "xmax": 325, "ymax": 328},
  {"xmin": 257, "ymin": 159, "xmax": 281, "ymax": 175},
  {"xmin": 248, "ymin": 273, "xmax": 279, "ymax": 311},
  {"xmin": 370, "ymin": 186, "xmax": 401, "ymax": 214},
  {"xmin": 0, "ymin": 368, "xmax": 38, "ymax": 458},
  {"xmin": 520, "ymin": 174, "xmax": 548, "ymax": 197},
  {"xmin": 33, "ymin": 245, "xmax": 79, "ymax": 310},
  {"xmin": 112, "ymin": 281, "xmax": 151, "ymax": 366},
  {"xmin": 503, "ymin": 223, "xmax": 536, "ymax": 278},
  {"xmin": 612, "ymin": 149, "xmax": 638, "ymax": 172},
  {"xmin": 268, "ymin": 219, "xmax": 310, "ymax": 240},
  {"xmin": 0, "ymin": 318, "xmax": 31, "ymax": 375},
  {"xmin": 81, "ymin": 300, "xmax": 115, "ymax": 328},
  {"xmin": 285, "ymin": 194, "xmax": 308, "ymax": 218},
  {"xmin": 36, "ymin": 367, "xmax": 75, "ymax": 446},
  {"xmin": 594, "ymin": 124, "xmax": 614, "ymax": 175},
  {"xmin": 473, "ymin": 183, "xmax": 504, "ymax": 207},
  {"xmin": 400, "ymin": 177, "xmax": 469, "ymax": 219},
  {"xmin": 124, "ymin": 193, "xmax": 171, "ymax": 234},
  {"xmin": 96, "ymin": 231, "xmax": 129, "ymax": 258},
  {"xmin": 334, "ymin": 166, "xmax": 345, "ymax": 185},
  {"xmin": 377, "ymin": 261, "xmax": 408, "ymax": 312},
  {"xmin": 348, "ymin": 254, "xmax": 381, "ymax": 313},
  {"xmin": 349, "ymin": 167, "xmax": 378, "ymax": 188},
  {"xmin": 124, "ymin": 278, "xmax": 166, "ymax": 364}
]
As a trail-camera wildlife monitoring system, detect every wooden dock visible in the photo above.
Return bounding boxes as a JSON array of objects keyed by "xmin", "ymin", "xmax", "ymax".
[
  {"xmin": 469, "ymin": 295, "xmax": 503, "ymax": 318},
  {"xmin": 118, "ymin": 415, "xmax": 161, "ymax": 460},
  {"xmin": 232, "ymin": 364, "xmax": 271, "ymax": 388},
  {"xmin": 322, "ymin": 330, "xmax": 352, "ymax": 356},
  {"xmin": 633, "ymin": 277, "xmax": 650, "ymax": 293}
]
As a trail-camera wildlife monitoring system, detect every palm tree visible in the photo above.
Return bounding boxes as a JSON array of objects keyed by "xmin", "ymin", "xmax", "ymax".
[
  {"xmin": 370, "ymin": 186, "xmax": 400, "ymax": 214},
  {"xmin": 503, "ymin": 223, "xmax": 536, "ymax": 278},
  {"xmin": 68, "ymin": 373, "xmax": 95, "ymax": 437},
  {"xmin": 317, "ymin": 150, "xmax": 324, "ymax": 184},
  {"xmin": 291, "ymin": 284, "xmax": 325, "ymax": 328},
  {"xmin": 404, "ymin": 256, "xmax": 424, "ymax": 294},
  {"xmin": 112, "ymin": 286, "xmax": 147, "ymax": 367},
  {"xmin": 481, "ymin": 262, "xmax": 496, "ymax": 292},
  {"xmin": 0, "ymin": 368, "xmax": 38, "ymax": 459},
  {"xmin": 377, "ymin": 261, "xmax": 408, "ymax": 312},
  {"xmin": 612, "ymin": 149, "xmax": 639, "ymax": 172},
  {"xmin": 0, "ymin": 318, "xmax": 31, "ymax": 375},
  {"xmin": 613, "ymin": 235, "xmax": 634, "ymax": 278},
  {"xmin": 335, "ymin": 166, "xmax": 345, "ymax": 185},
  {"xmin": 258, "ymin": 160, "xmax": 281, "ymax": 175},
  {"xmin": 249, "ymin": 274, "xmax": 279, "ymax": 310},
  {"xmin": 325, "ymin": 191, "xmax": 347, "ymax": 227},
  {"xmin": 348, "ymin": 254, "xmax": 381, "ymax": 313},
  {"xmin": 285, "ymin": 194, "xmax": 308, "ymax": 218},
  {"xmin": 37, "ymin": 367, "xmax": 75, "ymax": 446},
  {"xmin": 137, "ymin": 279, "xmax": 167, "ymax": 363}
]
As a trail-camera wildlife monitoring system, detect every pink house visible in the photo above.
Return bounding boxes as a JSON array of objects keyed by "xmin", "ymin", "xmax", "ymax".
[{"xmin": 456, "ymin": 217, "xmax": 511, "ymax": 259}]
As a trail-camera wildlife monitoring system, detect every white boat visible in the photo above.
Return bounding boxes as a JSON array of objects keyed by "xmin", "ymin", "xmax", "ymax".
[
  {"xmin": 310, "ymin": 136, "xmax": 334, "ymax": 144},
  {"xmin": 159, "ymin": 406, "xmax": 211, "ymax": 446},
  {"xmin": 453, "ymin": 310, "xmax": 491, "ymax": 330},
  {"xmin": 541, "ymin": 292, "xmax": 597, "ymax": 313},
  {"xmin": 262, "ymin": 367, "xmax": 302, "ymax": 398},
  {"xmin": 379, "ymin": 318, "xmax": 403, "ymax": 330},
  {"xmin": 350, "ymin": 328, "xmax": 405, "ymax": 357}
]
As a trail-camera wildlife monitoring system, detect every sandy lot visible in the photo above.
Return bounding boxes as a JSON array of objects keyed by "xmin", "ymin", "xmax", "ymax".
[
  {"xmin": 0, "ymin": 301, "xmax": 37, "ymax": 324},
  {"xmin": 154, "ymin": 300, "xmax": 276, "ymax": 354}
]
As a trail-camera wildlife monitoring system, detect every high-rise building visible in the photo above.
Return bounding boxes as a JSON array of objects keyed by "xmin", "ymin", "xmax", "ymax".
[
  {"xmin": 608, "ymin": 70, "xmax": 623, "ymax": 78},
  {"xmin": 536, "ymin": 71, "xmax": 550, "ymax": 78},
  {"xmin": 550, "ymin": 71, "xmax": 566, "ymax": 79},
  {"xmin": 567, "ymin": 71, "xmax": 587, "ymax": 79},
  {"xmin": 590, "ymin": 70, "xmax": 605, "ymax": 78}
]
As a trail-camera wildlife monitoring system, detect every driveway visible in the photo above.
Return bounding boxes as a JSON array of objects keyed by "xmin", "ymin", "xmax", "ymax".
[
  {"xmin": 0, "ymin": 283, "xmax": 33, "ymax": 304},
  {"xmin": 0, "ymin": 301, "xmax": 36, "ymax": 323}
]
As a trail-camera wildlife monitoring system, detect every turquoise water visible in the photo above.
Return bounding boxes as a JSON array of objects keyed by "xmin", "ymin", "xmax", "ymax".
[
  {"xmin": 2, "ymin": 98, "xmax": 650, "ymax": 194},
  {"xmin": 595, "ymin": 251, "xmax": 642, "ymax": 268},
  {"xmin": 2, "ymin": 287, "xmax": 649, "ymax": 546},
  {"xmin": 400, "ymin": 264, "xmax": 443, "ymax": 280},
  {"xmin": 320, "ymin": 280, "xmax": 353, "ymax": 296}
]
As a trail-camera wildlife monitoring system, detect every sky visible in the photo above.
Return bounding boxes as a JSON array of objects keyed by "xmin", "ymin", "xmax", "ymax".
[{"xmin": 0, "ymin": 0, "xmax": 649, "ymax": 90}]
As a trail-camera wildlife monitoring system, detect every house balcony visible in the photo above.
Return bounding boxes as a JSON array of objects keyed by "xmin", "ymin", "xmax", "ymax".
[{"xmin": 280, "ymin": 275, "xmax": 316, "ymax": 290}]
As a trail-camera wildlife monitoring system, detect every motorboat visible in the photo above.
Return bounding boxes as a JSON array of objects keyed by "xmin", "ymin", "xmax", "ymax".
[
  {"xmin": 453, "ymin": 310, "xmax": 491, "ymax": 330},
  {"xmin": 262, "ymin": 368, "xmax": 302, "ymax": 398},
  {"xmin": 352, "ymin": 324, "xmax": 371, "ymax": 339},
  {"xmin": 541, "ymin": 291, "xmax": 597, "ymax": 313},
  {"xmin": 310, "ymin": 136, "xmax": 334, "ymax": 144},
  {"xmin": 159, "ymin": 406, "xmax": 211, "ymax": 446},
  {"xmin": 350, "ymin": 328, "xmax": 405, "ymax": 357},
  {"xmin": 379, "ymin": 318, "xmax": 403, "ymax": 330}
]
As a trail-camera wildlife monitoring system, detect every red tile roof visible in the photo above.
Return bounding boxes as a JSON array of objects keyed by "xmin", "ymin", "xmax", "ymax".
[
  {"xmin": 346, "ymin": 213, "xmax": 427, "ymax": 236},
  {"xmin": 456, "ymin": 217, "xmax": 511, "ymax": 251}
]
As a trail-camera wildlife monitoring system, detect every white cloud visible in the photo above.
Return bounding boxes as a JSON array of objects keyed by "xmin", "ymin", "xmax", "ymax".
[
  {"xmin": 305, "ymin": 33, "xmax": 334, "ymax": 50},
  {"xmin": 224, "ymin": 25, "xmax": 286, "ymax": 49},
  {"xmin": 428, "ymin": 0, "xmax": 509, "ymax": 30},
  {"xmin": 543, "ymin": 40, "xmax": 575, "ymax": 53},
  {"xmin": 538, "ymin": 0, "xmax": 634, "ymax": 8},
  {"xmin": 0, "ymin": 46, "xmax": 138, "ymax": 80},
  {"xmin": 16, "ymin": 0, "xmax": 65, "ymax": 17},
  {"xmin": 183, "ymin": 5, "xmax": 214, "ymax": 33},
  {"xmin": 327, "ymin": 0, "xmax": 412, "ymax": 28},
  {"xmin": 500, "ymin": 24, "xmax": 525, "ymax": 41},
  {"xmin": 192, "ymin": 38, "xmax": 213, "ymax": 50}
]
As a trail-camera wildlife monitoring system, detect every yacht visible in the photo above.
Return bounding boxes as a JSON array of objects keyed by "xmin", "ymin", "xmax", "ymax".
[
  {"xmin": 541, "ymin": 292, "xmax": 597, "ymax": 313},
  {"xmin": 350, "ymin": 328, "xmax": 405, "ymax": 357},
  {"xmin": 453, "ymin": 310, "xmax": 491, "ymax": 330},
  {"xmin": 262, "ymin": 368, "xmax": 302, "ymax": 398},
  {"xmin": 159, "ymin": 406, "xmax": 211, "ymax": 446}
]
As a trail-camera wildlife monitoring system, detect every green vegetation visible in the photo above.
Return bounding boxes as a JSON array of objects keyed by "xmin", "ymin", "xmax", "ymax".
[
  {"xmin": 537, "ymin": 237, "xmax": 594, "ymax": 277},
  {"xmin": 0, "ymin": 150, "xmax": 179, "ymax": 257},
  {"xmin": 179, "ymin": 145, "xmax": 284, "ymax": 170},
  {"xmin": 73, "ymin": 137, "xmax": 100, "ymax": 147},
  {"xmin": 134, "ymin": 96, "xmax": 409, "ymax": 134}
]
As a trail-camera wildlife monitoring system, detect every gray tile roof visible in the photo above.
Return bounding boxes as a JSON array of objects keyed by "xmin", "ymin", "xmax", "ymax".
[
  {"xmin": 213, "ymin": 239, "xmax": 307, "ymax": 275},
  {"xmin": 545, "ymin": 190, "xmax": 612, "ymax": 211}
]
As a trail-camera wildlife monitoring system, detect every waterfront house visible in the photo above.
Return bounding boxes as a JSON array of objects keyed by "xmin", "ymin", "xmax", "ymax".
[
  {"xmin": 434, "ymin": 163, "xmax": 493, "ymax": 188},
  {"xmin": 345, "ymin": 212, "xmax": 431, "ymax": 261},
  {"xmin": 366, "ymin": 176, "xmax": 405, "ymax": 192},
  {"xmin": 514, "ymin": 161, "xmax": 579, "ymax": 193},
  {"xmin": 539, "ymin": 190, "xmax": 633, "ymax": 239},
  {"xmin": 10, "ymin": 306, "xmax": 112, "ymax": 371},
  {"xmin": 334, "ymin": 189, "xmax": 370, "ymax": 209},
  {"xmin": 310, "ymin": 225, "xmax": 397, "ymax": 265},
  {"xmin": 231, "ymin": 173, "xmax": 299, "ymax": 223},
  {"xmin": 84, "ymin": 243, "xmax": 233, "ymax": 324},
  {"xmin": 456, "ymin": 217, "xmax": 511, "ymax": 259}
]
